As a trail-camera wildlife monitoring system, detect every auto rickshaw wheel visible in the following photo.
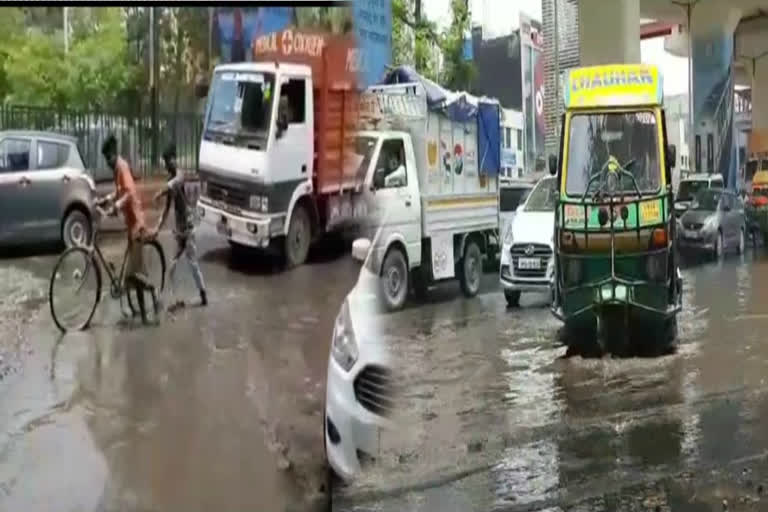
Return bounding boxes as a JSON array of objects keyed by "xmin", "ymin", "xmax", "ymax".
[{"xmin": 563, "ymin": 316, "xmax": 600, "ymax": 357}]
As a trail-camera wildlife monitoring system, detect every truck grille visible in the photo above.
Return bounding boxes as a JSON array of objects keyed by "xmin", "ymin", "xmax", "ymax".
[
  {"xmin": 207, "ymin": 182, "xmax": 248, "ymax": 209},
  {"xmin": 510, "ymin": 243, "xmax": 552, "ymax": 279},
  {"xmin": 354, "ymin": 365, "xmax": 394, "ymax": 417}
]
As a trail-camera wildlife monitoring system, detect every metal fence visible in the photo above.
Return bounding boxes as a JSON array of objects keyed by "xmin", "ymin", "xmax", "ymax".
[{"xmin": 0, "ymin": 105, "xmax": 203, "ymax": 180}]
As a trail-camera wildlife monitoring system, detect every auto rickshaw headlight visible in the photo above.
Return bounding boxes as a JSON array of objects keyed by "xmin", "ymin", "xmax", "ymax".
[
  {"xmin": 645, "ymin": 253, "xmax": 667, "ymax": 282},
  {"xmin": 565, "ymin": 257, "xmax": 582, "ymax": 285},
  {"xmin": 650, "ymin": 228, "xmax": 668, "ymax": 249}
]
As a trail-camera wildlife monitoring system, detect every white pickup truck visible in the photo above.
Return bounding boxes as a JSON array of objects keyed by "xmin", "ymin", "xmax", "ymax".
[{"xmin": 353, "ymin": 82, "xmax": 503, "ymax": 311}]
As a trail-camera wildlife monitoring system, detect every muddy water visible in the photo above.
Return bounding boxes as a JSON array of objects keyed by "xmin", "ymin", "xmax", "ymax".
[
  {"xmin": 0, "ymin": 228, "xmax": 359, "ymax": 512},
  {"xmin": 335, "ymin": 253, "xmax": 768, "ymax": 511}
]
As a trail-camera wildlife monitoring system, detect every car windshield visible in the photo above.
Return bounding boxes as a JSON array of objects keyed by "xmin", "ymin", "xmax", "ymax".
[
  {"xmin": 499, "ymin": 186, "xmax": 532, "ymax": 212},
  {"xmin": 691, "ymin": 189, "xmax": 722, "ymax": 211},
  {"xmin": 206, "ymin": 70, "xmax": 276, "ymax": 143},
  {"xmin": 565, "ymin": 111, "xmax": 661, "ymax": 196},
  {"xmin": 524, "ymin": 177, "xmax": 557, "ymax": 212},
  {"xmin": 677, "ymin": 180, "xmax": 708, "ymax": 202}
]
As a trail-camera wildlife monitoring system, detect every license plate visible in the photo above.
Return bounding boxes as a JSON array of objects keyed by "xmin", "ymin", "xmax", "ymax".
[
  {"xmin": 640, "ymin": 200, "xmax": 661, "ymax": 224},
  {"xmin": 517, "ymin": 257, "xmax": 541, "ymax": 269},
  {"xmin": 684, "ymin": 230, "xmax": 700, "ymax": 239}
]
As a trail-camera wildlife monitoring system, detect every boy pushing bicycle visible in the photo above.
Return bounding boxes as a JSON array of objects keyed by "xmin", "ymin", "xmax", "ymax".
[
  {"xmin": 148, "ymin": 144, "xmax": 208, "ymax": 311},
  {"xmin": 98, "ymin": 135, "xmax": 159, "ymax": 324}
]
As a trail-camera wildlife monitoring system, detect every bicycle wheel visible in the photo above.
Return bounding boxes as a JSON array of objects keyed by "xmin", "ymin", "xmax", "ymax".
[
  {"xmin": 126, "ymin": 239, "xmax": 167, "ymax": 312},
  {"xmin": 49, "ymin": 246, "xmax": 102, "ymax": 332}
]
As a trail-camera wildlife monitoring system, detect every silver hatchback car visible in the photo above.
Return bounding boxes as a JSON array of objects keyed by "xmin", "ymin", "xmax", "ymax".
[{"xmin": 0, "ymin": 131, "xmax": 96, "ymax": 248}]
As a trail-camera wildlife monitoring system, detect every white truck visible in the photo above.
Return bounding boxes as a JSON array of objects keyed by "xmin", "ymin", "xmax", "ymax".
[
  {"xmin": 354, "ymin": 82, "xmax": 503, "ymax": 311},
  {"xmin": 195, "ymin": 28, "xmax": 365, "ymax": 267}
]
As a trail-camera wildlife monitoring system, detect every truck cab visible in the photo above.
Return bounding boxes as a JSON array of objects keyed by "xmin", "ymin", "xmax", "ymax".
[
  {"xmin": 198, "ymin": 62, "xmax": 313, "ymax": 254},
  {"xmin": 196, "ymin": 28, "xmax": 359, "ymax": 267}
]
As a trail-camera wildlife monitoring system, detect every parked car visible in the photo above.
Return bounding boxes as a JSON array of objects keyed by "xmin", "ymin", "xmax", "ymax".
[
  {"xmin": 674, "ymin": 173, "xmax": 724, "ymax": 218},
  {"xmin": 0, "ymin": 131, "xmax": 95, "ymax": 248},
  {"xmin": 500, "ymin": 175, "xmax": 557, "ymax": 307},
  {"xmin": 678, "ymin": 188, "xmax": 746, "ymax": 259},
  {"xmin": 325, "ymin": 237, "xmax": 394, "ymax": 481}
]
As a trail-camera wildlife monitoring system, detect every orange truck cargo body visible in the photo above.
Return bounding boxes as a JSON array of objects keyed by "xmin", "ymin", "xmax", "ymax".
[{"xmin": 253, "ymin": 28, "xmax": 360, "ymax": 195}]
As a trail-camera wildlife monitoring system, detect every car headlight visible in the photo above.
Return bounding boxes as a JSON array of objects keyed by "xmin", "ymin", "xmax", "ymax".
[
  {"xmin": 504, "ymin": 227, "xmax": 514, "ymax": 245},
  {"xmin": 331, "ymin": 300, "xmax": 358, "ymax": 372}
]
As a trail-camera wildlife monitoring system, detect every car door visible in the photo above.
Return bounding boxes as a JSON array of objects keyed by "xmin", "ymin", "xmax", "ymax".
[
  {"xmin": 30, "ymin": 139, "xmax": 72, "ymax": 239},
  {"xmin": 0, "ymin": 137, "xmax": 33, "ymax": 244}
]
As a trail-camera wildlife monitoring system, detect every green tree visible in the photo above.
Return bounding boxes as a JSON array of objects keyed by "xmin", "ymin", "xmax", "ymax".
[
  {"xmin": 391, "ymin": 0, "xmax": 439, "ymax": 81},
  {"xmin": 0, "ymin": 7, "xmax": 26, "ymax": 102},
  {"xmin": 439, "ymin": 0, "xmax": 474, "ymax": 90}
]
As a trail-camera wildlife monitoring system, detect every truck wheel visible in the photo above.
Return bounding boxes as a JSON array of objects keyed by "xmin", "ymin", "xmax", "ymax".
[
  {"xmin": 285, "ymin": 205, "xmax": 311, "ymax": 268},
  {"xmin": 380, "ymin": 247, "xmax": 408, "ymax": 312},
  {"xmin": 504, "ymin": 290, "xmax": 521, "ymax": 307},
  {"xmin": 459, "ymin": 239, "xmax": 482, "ymax": 297}
]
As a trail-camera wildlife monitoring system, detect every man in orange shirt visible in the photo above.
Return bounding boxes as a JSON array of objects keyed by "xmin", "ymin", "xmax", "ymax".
[{"xmin": 100, "ymin": 135, "xmax": 158, "ymax": 324}]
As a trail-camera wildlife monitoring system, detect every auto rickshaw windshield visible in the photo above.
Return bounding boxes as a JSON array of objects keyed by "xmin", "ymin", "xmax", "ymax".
[{"xmin": 565, "ymin": 111, "xmax": 661, "ymax": 196}]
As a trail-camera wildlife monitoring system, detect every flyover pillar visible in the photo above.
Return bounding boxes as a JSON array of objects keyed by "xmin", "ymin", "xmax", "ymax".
[
  {"xmin": 688, "ymin": 4, "xmax": 742, "ymax": 186},
  {"xmin": 752, "ymin": 57, "xmax": 768, "ymax": 132},
  {"xmin": 578, "ymin": 0, "xmax": 640, "ymax": 66}
]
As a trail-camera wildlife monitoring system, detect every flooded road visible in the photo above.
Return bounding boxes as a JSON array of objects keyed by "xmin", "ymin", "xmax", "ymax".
[
  {"xmin": 0, "ymin": 226, "xmax": 359, "ymax": 512},
  {"xmin": 335, "ymin": 253, "xmax": 768, "ymax": 512}
]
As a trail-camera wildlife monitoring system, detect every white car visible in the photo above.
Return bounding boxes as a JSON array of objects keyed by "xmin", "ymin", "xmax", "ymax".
[
  {"xmin": 499, "ymin": 176, "xmax": 557, "ymax": 307},
  {"xmin": 325, "ymin": 239, "xmax": 394, "ymax": 481}
]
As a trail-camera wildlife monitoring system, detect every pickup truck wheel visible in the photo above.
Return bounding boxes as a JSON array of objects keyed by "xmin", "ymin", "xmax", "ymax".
[
  {"xmin": 380, "ymin": 247, "xmax": 408, "ymax": 312},
  {"xmin": 62, "ymin": 209, "xmax": 92, "ymax": 248},
  {"xmin": 504, "ymin": 290, "xmax": 521, "ymax": 307},
  {"xmin": 459, "ymin": 240, "xmax": 482, "ymax": 297},
  {"xmin": 285, "ymin": 205, "xmax": 311, "ymax": 268}
]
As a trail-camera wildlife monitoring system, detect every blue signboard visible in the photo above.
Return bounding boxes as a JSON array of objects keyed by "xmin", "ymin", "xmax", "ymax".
[
  {"xmin": 353, "ymin": 0, "xmax": 392, "ymax": 88},
  {"xmin": 214, "ymin": 7, "xmax": 293, "ymax": 63}
]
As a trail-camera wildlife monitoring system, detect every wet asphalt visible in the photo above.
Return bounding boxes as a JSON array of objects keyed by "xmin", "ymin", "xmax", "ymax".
[
  {"xmin": 0, "ymin": 226, "xmax": 358, "ymax": 512},
  {"xmin": 4, "ymin": 228, "xmax": 768, "ymax": 512},
  {"xmin": 334, "ymin": 249, "xmax": 768, "ymax": 512}
]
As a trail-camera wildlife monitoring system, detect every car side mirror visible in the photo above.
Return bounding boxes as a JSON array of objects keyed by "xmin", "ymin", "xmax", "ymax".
[
  {"xmin": 667, "ymin": 144, "xmax": 677, "ymax": 166},
  {"xmin": 194, "ymin": 81, "xmax": 209, "ymax": 99},
  {"xmin": 352, "ymin": 238, "xmax": 371, "ymax": 262},
  {"xmin": 276, "ymin": 117, "xmax": 288, "ymax": 139},
  {"xmin": 548, "ymin": 154, "xmax": 558, "ymax": 176}
]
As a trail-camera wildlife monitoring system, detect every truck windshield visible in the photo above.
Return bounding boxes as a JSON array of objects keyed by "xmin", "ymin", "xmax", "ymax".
[
  {"xmin": 499, "ymin": 187, "xmax": 531, "ymax": 212},
  {"xmin": 524, "ymin": 177, "xmax": 557, "ymax": 212},
  {"xmin": 565, "ymin": 111, "xmax": 661, "ymax": 196},
  {"xmin": 677, "ymin": 180, "xmax": 709, "ymax": 202},
  {"xmin": 206, "ymin": 70, "xmax": 276, "ymax": 144}
]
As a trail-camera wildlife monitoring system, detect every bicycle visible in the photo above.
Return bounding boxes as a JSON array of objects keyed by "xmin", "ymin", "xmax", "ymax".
[{"xmin": 48, "ymin": 202, "xmax": 166, "ymax": 333}]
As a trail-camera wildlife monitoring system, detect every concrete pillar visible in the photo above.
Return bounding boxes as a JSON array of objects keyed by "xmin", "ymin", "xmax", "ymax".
[
  {"xmin": 578, "ymin": 0, "xmax": 640, "ymax": 65},
  {"xmin": 752, "ymin": 57, "xmax": 768, "ymax": 132},
  {"xmin": 688, "ymin": 4, "xmax": 742, "ymax": 186}
]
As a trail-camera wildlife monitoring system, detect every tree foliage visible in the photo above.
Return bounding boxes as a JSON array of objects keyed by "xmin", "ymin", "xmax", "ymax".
[{"xmin": 390, "ymin": 0, "xmax": 473, "ymax": 88}]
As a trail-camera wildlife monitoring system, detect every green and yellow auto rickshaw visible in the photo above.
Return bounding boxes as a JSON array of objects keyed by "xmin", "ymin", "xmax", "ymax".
[{"xmin": 549, "ymin": 63, "xmax": 683, "ymax": 356}]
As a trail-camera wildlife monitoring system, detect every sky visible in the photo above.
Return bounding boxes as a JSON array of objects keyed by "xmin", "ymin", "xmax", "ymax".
[{"xmin": 422, "ymin": 0, "xmax": 690, "ymax": 96}]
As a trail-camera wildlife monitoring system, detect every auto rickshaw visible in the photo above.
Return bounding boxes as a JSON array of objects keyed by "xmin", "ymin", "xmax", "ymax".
[
  {"xmin": 549, "ymin": 63, "xmax": 683, "ymax": 356},
  {"xmin": 748, "ymin": 169, "xmax": 768, "ymax": 245}
]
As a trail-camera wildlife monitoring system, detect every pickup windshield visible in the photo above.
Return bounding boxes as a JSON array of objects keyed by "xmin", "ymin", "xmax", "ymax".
[
  {"xmin": 206, "ymin": 70, "xmax": 276, "ymax": 147},
  {"xmin": 565, "ymin": 111, "xmax": 661, "ymax": 196},
  {"xmin": 524, "ymin": 177, "xmax": 557, "ymax": 212}
]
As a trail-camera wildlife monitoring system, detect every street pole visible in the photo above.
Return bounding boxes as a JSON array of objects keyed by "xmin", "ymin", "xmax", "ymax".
[
  {"xmin": 63, "ymin": 7, "xmax": 69, "ymax": 54},
  {"xmin": 150, "ymin": 7, "xmax": 159, "ymax": 173}
]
